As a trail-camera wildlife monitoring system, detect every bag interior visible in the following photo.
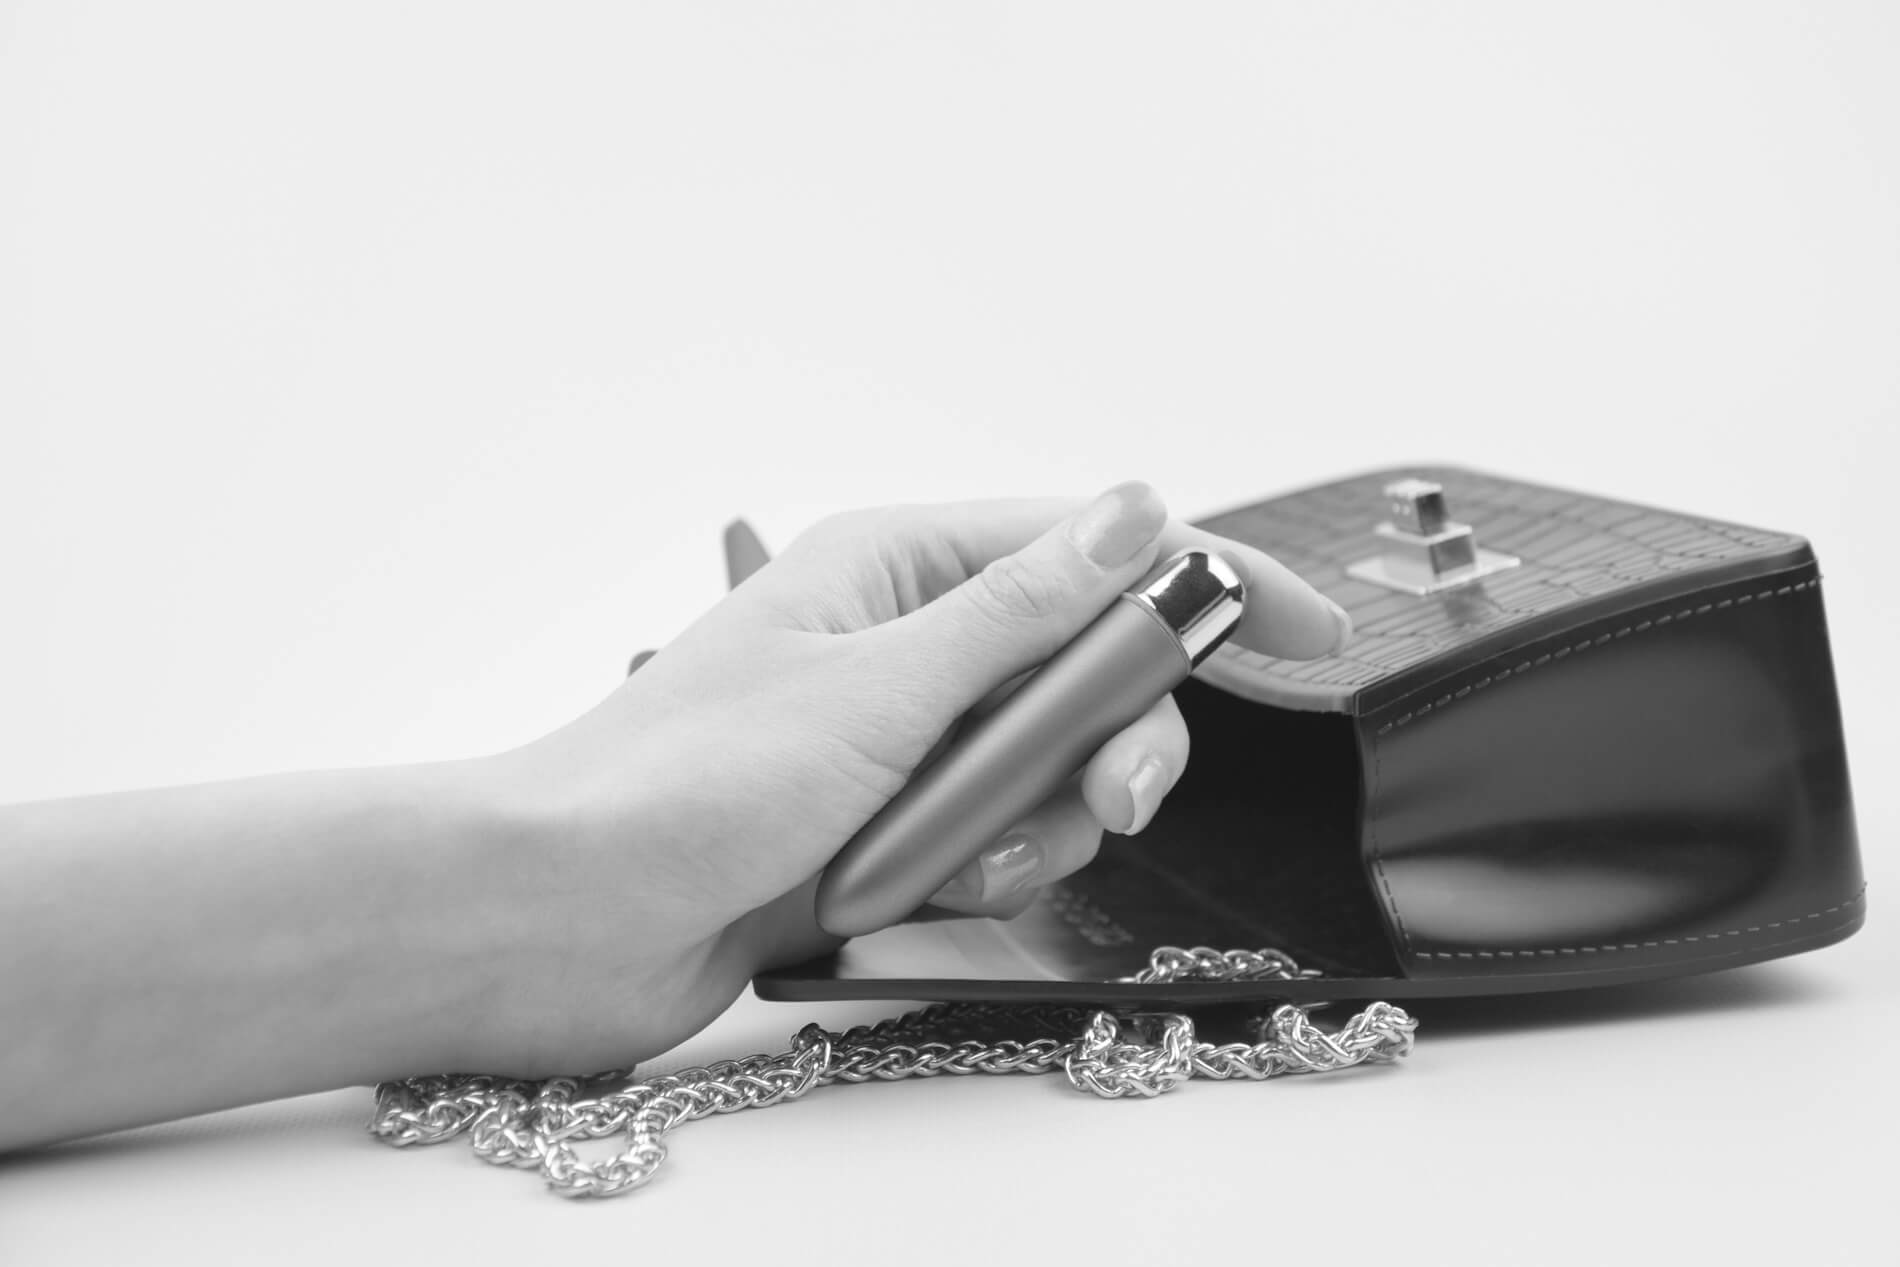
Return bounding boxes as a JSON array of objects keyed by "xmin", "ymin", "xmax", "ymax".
[{"xmin": 1061, "ymin": 676, "xmax": 1402, "ymax": 979}]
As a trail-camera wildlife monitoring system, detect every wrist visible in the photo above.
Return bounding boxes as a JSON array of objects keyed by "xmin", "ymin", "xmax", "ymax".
[
  {"xmin": 394, "ymin": 742, "xmax": 679, "ymax": 1073},
  {"xmin": 334, "ymin": 755, "xmax": 552, "ymax": 1078}
]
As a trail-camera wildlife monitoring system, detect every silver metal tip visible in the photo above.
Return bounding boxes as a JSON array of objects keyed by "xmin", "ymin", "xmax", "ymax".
[{"xmin": 1133, "ymin": 550, "xmax": 1247, "ymax": 666}]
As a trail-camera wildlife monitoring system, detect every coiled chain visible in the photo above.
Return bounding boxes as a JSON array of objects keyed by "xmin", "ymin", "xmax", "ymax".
[{"xmin": 369, "ymin": 946, "xmax": 1417, "ymax": 1199}]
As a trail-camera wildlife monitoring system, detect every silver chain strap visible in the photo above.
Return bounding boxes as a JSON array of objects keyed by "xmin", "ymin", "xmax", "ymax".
[{"xmin": 368, "ymin": 946, "xmax": 1417, "ymax": 1199}]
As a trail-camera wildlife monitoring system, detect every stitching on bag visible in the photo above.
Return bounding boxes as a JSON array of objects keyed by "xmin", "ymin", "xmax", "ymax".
[
  {"xmin": 1373, "ymin": 578, "xmax": 1820, "ymax": 737},
  {"xmin": 1369, "ymin": 724, "xmax": 1409, "ymax": 950},
  {"xmin": 1414, "ymin": 887, "xmax": 1865, "ymax": 959},
  {"xmin": 1363, "ymin": 573, "xmax": 1822, "ymax": 958}
]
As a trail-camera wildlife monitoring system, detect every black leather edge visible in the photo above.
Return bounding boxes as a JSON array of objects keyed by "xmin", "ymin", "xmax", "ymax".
[{"xmin": 751, "ymin": 905, "xmax": 1863, "ymax": 1004}]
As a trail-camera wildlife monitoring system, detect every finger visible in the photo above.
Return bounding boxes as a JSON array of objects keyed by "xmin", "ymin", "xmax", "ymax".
[
  {"xmin": 1167, "ymin": 523, "xmax": 1348, "ymax": 660},
  {"xmin": 1079, "ymin": 692, "xmax": 1188, "ymax": 835},
  {"xmin": 723, "ymin": 518, "xmax": 771, "ymax": 588},
  {"xmin": 627, "ymin": 517, "xmax": 770, "ymax": 673},
  {"xmin": 925, "ymin": 786, "xmax": 1100, "ymax": 918},
  {"xmin": 871, "ymin": 482, "xmax": 1172, "ymax": 714},
  {"xmin": 763, "ymin": 493, "xmax": 1347, "ymax": 662}
]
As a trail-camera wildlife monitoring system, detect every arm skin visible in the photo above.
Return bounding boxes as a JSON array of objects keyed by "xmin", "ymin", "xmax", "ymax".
[{"xmin": 0, "ymin": 762, "xmax": 523, "ymax": 1150}]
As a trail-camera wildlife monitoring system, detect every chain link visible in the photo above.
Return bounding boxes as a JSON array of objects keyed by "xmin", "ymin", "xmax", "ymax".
[{"xmin": 369, "ymin": 946, "xmax": 1417, "ymax": 1198}]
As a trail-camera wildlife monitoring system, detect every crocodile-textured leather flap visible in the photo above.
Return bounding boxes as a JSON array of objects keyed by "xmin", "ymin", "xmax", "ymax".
[{"xmin": 1194, "ymin": 466, "xmax": 1807, "ymax": 713}]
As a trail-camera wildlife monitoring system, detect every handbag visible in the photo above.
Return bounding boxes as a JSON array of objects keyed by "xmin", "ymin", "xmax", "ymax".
[{"xmin": 372, "ymin": 466, "xmax": 1864, "ymax": 1197}]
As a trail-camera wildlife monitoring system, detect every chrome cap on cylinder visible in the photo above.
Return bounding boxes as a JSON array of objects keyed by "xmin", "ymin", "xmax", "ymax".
[{"xmin": 1126, "ymin": 550, "xmax": 1247, "ymax": 666}]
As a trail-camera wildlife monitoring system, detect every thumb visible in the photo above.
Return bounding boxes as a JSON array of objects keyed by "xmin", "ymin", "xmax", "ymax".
[{"xmin": 881, "ymin": 481, "xmax": 1169, "ymax": 711}]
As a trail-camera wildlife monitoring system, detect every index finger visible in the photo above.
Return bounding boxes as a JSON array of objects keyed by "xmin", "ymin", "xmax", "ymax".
[
  {"xmin": 770, "ymin": 493, "xmax": 1349, "ymax": 661},
  {"xmin": 1167, "ymin": 519, "xmax": 1349, "ymax": 660}
]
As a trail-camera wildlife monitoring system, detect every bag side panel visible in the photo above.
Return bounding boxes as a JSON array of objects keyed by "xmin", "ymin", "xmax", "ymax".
[{"xmin": 1359, "ymin": 561, "xmax": 1863, "ymax": 980}]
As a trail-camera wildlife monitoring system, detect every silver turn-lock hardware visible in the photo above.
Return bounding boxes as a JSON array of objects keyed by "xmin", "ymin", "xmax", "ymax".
[{"xmin": 1346, "ymin": 478, "xmax": 1519, "ymax": 595}]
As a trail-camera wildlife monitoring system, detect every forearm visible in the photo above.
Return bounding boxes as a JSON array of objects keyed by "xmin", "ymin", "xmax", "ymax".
[{"xmin": 0, "ymin": 760, "xmax": 512, "ymax": 1150}]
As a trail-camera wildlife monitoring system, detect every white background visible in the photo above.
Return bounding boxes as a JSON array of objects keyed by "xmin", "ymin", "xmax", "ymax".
[{"xmin": 2, "ymin": 2, "xmax": 1895, "ymax": 1263}]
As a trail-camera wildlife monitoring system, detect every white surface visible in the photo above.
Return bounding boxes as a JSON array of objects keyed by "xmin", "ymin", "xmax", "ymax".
[{"xmin": 2, "ymin": 2, "xmax": 1896, "ymax": 1262}]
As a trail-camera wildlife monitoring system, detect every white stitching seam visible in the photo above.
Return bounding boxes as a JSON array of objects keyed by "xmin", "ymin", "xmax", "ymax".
[
  {"xmin": 1373, "ymin": 578, "xmax": 1819, "ymax": 736},
  {"xmin": 1417, "ymin": 887, "xmax": 1864, "ymax": 960}
]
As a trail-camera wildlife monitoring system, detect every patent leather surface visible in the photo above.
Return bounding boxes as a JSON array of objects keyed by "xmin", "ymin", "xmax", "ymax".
[{"xmin": 1360, "ymin": 560, "xmax": 1864, "ymax": 977}]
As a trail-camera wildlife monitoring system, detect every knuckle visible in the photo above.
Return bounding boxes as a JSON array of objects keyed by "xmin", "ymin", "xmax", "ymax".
[{"xmin": 970, "ymin": 553, "xmax": 1067, "ymax": 625}]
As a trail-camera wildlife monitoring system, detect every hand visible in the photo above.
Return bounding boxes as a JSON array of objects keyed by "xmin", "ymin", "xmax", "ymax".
[{"xmin": 460, "ymin": 482, "xmax": 1349, "ymax": 1076}]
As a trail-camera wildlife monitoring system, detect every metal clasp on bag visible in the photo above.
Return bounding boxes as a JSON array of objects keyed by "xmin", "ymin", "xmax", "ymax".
[{"xmin": 1347, "ymin": 477, "xmax": 1519, "ymax": 595}]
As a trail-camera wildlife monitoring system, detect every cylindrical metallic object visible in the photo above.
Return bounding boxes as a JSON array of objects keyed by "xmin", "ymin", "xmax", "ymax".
[{"xmin": 815, "ymin": 550, "xmax": 1246, "ymax": 937}]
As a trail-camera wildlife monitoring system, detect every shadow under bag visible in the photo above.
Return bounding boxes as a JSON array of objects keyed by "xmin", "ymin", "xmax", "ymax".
[{"xmin": 760, "ymin": 465, "xmax": 1865, "ymax": 1005}]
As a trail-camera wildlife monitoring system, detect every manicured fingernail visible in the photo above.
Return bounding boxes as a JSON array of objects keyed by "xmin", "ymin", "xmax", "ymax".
[
  {"xmin": 1067, "ymin": 481, "xmax": 1166, "ymax": 567},
  {"xmin": 1326, "ymin": 599, "xmax": 1353, "ymax": 651},
  {"xmin": 1125, "ymin": 755, "xmax": 1172, "ymax": 834},
  {"xmin": 978, "ymin": 833, "xmax": 1045, "ymax": 900}
]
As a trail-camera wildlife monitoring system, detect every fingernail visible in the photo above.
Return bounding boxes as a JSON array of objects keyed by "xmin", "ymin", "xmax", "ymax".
[
  {"xmin": 1125, "ymin": 755, "xmax": 1172, "ymax": 834},
  {"xmin": 978, "ymin": 833, "xmax": 1045, "ymax": 900},
  {"xmin": 1326, "ymin": 598, "xmax": 1353, "ymax": 651},
  {"xmin": 1067, "ymin": 481, "xmax": 1166, "ymax": 567}
]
